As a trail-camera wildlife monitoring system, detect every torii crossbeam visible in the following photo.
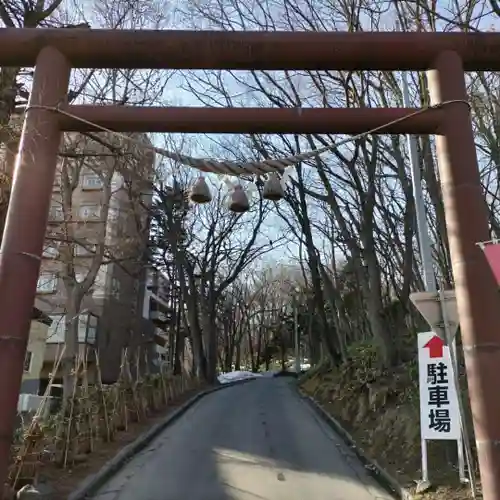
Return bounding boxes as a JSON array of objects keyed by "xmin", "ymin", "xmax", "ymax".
[{"xmin": 0, "ymin": 29, "xmax": 499, "ymax": 500}]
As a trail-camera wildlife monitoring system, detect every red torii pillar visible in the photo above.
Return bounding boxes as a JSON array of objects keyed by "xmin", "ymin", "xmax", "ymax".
[{"xmin": 0, "ymin": 29, "xmax": 499, "ymax": 499}]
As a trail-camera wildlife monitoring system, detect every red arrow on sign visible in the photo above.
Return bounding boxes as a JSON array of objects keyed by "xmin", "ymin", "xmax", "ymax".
[{"xmin": 424, "ymin": 335, "xmax": 444, "ymax": 358}]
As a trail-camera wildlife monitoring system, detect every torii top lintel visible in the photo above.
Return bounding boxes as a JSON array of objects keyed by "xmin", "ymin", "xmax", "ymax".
[{"xmin": 0, "ymin": 28, "xmax": 499, "ymax": 71}]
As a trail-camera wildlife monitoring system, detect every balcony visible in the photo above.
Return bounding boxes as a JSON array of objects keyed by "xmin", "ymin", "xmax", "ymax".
[
  {"xmin": 149, "ymin": 298, "xmax": 175, "ymax": 327},
  {"xmin": 146, "ymin": 268, "xmax": 172, "ymax": 300},
  {"xmin": 144, "ymin": 268, "xmax": 178, "ymax": 330}
]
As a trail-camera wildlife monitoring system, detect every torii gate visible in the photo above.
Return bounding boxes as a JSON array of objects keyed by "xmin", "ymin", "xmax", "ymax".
[{"xmin": 0, "ymin": 30, "xmax": 499, "ymax": 499}]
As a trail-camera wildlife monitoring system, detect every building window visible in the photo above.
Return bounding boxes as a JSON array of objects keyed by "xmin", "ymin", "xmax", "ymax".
[
  {"xmin": 74, "ymin": 244, "xmax": 95, "ymax": 257},
  {"xmin": 42, "ymin": 245, "xmax": 59, "ymax": 259},
  {"xmin": 24, "ymin": 351, "xmax": 32, "ymax": 372},
  {"xmin": 87, "ymin": 314, "xmax": 98, "ymax": 345},
  {"xmin": 49, "ymin": 203, "xmax": 64, "ymax": 221},
  {"xmin": 81, "ymin": 173, "xmax": 103, "ymax": 190},
  {"xmin": 47, "ymin": 313, "xmax": 97, "ymax": 344},
  {"xmin": 36, "ymin": 273, "xmax": 58, "ymax": 294},
  {"xmin": 47, "ymin": 315, "xmax": 65, "ymax": 343},
  {"xmin": 77, "ymin": 315, "xmax": 88, "ymax": 343},
  {"xmin": 79, "ymin": 204, "xmax": 100, "ymax": 220},
  {"xmin": 53, "ymin": 173, "xmax": 62, "ymax": 192},
  {"xmin": 76, "ymin": 314, "xmax": 99, "ymax": 344},
  {"xmin": 111, "ymin": 277, "xmax": 121, "ymax": 298},
  {"xmin": 92, "ymin": 266, "xmax": 108, "ymax": 299}
]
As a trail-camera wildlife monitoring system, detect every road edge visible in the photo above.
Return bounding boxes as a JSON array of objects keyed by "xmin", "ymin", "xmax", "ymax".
[
  {"xmin": 299, "ymin": 390, "xmax": 414, "ymax": 500},
  {"xmin": 68, "ymin": 377, "xmax": 257, "ymax": 500}
]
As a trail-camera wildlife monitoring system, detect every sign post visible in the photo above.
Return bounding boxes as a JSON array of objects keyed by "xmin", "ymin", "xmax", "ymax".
[{"xmin": 411, "ymin": 290, "xmax": 476, "ymax": 496}]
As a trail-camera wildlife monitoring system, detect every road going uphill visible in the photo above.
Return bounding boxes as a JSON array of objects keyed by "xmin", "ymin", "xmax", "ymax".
[{"xmin": 91, "ymin": 378, "xmax": 394, "ymax": 500}]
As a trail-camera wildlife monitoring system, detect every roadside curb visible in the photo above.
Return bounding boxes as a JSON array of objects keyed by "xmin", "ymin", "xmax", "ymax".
[
  {"xmin": 69, "ymin": 377, "xmax": 257, "ymax": 500},
  {"xmin": 299, "ymin": 390, "xmax": 414, "ymax": 500}
]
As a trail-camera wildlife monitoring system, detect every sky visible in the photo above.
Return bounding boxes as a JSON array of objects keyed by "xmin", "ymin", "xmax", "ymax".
[{"xmin": 6, "ymin": 0, "xmax": 500, "ymax": 270}]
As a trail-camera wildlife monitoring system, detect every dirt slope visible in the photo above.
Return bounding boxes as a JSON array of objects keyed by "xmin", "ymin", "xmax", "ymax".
[{"xmin": 300, "ymin": 344, "xmax": 481, "ymax": 500}]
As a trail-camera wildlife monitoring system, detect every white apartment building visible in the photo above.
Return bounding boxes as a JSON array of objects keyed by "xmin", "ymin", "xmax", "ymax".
[{"xmin": 33, "ymin": 132, "xmax": 157, "ymax": 387}]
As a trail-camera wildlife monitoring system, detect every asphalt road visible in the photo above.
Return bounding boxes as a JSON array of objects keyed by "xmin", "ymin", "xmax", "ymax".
[{"xmin": 91, "ymin": 378, "xmax": 394, "ymax": 500}]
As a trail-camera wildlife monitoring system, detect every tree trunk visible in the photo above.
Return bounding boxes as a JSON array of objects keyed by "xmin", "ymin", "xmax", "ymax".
[
  {"xmin": 62, "ymin": 289, "xmax": 82, "ymax": 405},
  {"xmin": 247, "ymin": 327, "xmax": 255, "ymax": 371},
  {"xmin": 205, "ymin": 318, "xmax": 218, "ymax": 384},
  {"xmin": 234, "ymin": 342, "xmax": 241, "ymax": 370}
]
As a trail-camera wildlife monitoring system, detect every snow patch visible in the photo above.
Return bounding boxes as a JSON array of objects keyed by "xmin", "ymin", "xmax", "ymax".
[
  {"xmin": 287, "ymin": 363, "xmax": 312, "ymax": 372},
  {"xmin": 217, "ymin": 371, "xmax": 262, "ymax": 384}
]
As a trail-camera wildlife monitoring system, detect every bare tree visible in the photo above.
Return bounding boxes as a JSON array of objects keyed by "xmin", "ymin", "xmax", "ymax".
[
  {"xmin": 0, "ymin": 0, "xmax": 174, "ymax": 239},
  {"xmin": 150, "ymin": 167, "xmax": 284, "ymax": 382},
  {"xmin": 172, "ymin": 0, "xmax": 500, "ymax": 376}
]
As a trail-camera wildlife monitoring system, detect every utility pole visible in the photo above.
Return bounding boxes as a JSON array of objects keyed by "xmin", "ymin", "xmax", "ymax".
[
  {"xmin": 401, "ymin": 69, "xmax": 435, "ymax": 490},
  {"xmin": 402, "ymin": 74, "xmax": 436, "ymax": 295}
]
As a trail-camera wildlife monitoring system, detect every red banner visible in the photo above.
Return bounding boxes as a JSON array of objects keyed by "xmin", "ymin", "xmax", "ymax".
[{"xmin": 480, "ymin": 241, "xmax": 500, "ymax": 285}]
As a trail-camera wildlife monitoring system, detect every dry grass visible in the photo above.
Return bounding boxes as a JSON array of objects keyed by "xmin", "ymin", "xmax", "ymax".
[
  {"xmin": 5, "ymin": 361, "xmax": 206, "ymax": 499},
  {"xmin": 40, "ymin": 385, "xmax": 207, "ymax": 499}
]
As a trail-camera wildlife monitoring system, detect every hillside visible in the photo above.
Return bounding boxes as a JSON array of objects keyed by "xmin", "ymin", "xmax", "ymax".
[{"xmin": 300, "ymin": 342, "xmax": 479, "ymax": 500}]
